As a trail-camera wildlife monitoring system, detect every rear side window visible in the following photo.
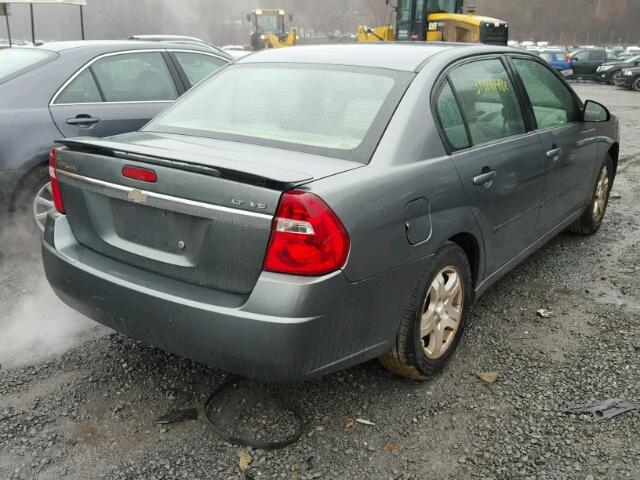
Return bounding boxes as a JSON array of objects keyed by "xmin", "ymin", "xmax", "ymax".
[
  {"xmin": 91, "ymin": 52, "xmax": 178, "ymax": 102},
  {"xmin": 55, "ymin": 69, "xmax": 102, "ymax": 104},
  {"xmin": 173, "ymin": 52, "xmax": 228, "ymax": 86},
  {"xmin": 512, "ymin": 58, "xmax": 578, "ymax": 130},
  {"xmin": 588, "ymin": 50, "xmax": 605, "ymax": 62},
  {"xmin": 434, "ymin": 81, "xmax": 470, "ymax": 150},
  {"xmin": 448, "ymin": 59, "xmax": 525, "ymax": 146},
  {"xmin": 0, "ymin": 48, "xmax": 54, "ymax": 83}
]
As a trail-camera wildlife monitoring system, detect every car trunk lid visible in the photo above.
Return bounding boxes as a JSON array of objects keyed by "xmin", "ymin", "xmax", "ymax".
[{"xmin": 55, "ymin": 132, "xmax": 363, "ymax": 295}]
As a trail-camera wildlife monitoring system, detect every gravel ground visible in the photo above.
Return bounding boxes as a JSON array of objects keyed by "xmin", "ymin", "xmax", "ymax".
[{"xmin": 1, "ymin": 84, "xmax": 639, "ymax": 480}]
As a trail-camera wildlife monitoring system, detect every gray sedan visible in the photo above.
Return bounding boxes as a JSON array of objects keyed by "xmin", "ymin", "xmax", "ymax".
[
  {"xmin": 42, "ymin": 43, "xmax": 619, "ymax": 382},
  {"xmin": 0, "ymin": 40, "xmax": 230, "ymax": 236}
]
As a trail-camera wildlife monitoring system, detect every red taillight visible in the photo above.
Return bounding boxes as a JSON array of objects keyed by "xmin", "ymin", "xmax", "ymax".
[
  {"xmin": 122, "ymin": 165, "xmax": 158, "ymax": 183},
  {"xmin": 49, "ymin": 148, "xmax": 65, "ymax": 214},
  {"xmin": 263, "ymin": 190, "xmax": 350, "ymax": 276}
]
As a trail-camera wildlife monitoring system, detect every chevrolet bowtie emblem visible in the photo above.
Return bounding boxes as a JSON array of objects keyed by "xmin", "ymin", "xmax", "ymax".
[{"xmin": 127, "ymin": 189, "xmax": 147, "ymax": 204}]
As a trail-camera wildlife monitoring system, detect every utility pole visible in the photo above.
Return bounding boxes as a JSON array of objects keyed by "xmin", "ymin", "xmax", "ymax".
[
  {"xmin": 79, "ymin": 5, "xmax": 85, "ymax": 40},
  {"xmin": 2, "ymin": 4, "xmax": 11, "ymax": 47},
  {"xmin": 30, "ymin": 4, "xmax": 35, "ymax": 44}
]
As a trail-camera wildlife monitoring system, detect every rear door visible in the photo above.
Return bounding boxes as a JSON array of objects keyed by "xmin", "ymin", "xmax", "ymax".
[
  {"xmin": 570, "ymin": 50, "xmax": 586, "ymax": 75},
  {"xmin": 438, "ymin": 57, "xmax": 545, "ymax": 275},
  {"xmin": 509, "ymin": 56, "xmax": 596, "ymax": 233},
  {"xmin": 587, "ymin": 49, "xmax": 610, "ymax": 74},
  {"xmin": 580, "ymin": 49, "xmax": 606, "ymax": 76},
  {"xmin": 571, "ymin": 50, "xmax": 601, "ymax": 76},
  {"xmin": 50, "ymin": 50, "xmax": 181, "ymax": 139}
]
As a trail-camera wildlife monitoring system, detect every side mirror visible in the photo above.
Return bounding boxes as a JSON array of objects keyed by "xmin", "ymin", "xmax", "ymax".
[
  {"xmin": 583, "ymin": 100, "xmax": 611, "ymax": 123},
  {"xmin": 246, "ymin": 14, "xmax": 252, "ymax": 23}
]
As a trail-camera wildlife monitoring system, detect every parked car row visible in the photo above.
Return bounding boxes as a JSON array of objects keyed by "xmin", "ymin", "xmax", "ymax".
[
  {"xmin": 530, "ymin": 45, "xmax": 640, "ymax": 91},
  {"xmin": 568, "ymin": 47, "xmax": 621, "ymax": 79},
  {"xmin": 0, "ymin": 40, "xmax": 231, "ymax": 235},
  {"xmin": 531, "ymin": 47, "xmax": 617, "ymax": 79}
]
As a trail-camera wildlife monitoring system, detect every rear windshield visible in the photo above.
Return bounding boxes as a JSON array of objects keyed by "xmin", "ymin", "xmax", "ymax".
[
  {"xmin": 146, "ymin": 64, "xmax": 412, "ymax": 163},
  {"xmin": 0, "ymin": 48, "xmax": 55, "ymax": 83}
]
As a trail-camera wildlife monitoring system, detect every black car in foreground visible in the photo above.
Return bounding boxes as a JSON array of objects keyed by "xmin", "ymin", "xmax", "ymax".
[
  {"xmin": 595, "ymin": 55, "xmax": 640, "ymax": 84},
  {"xmin": 614, "ymin": 66, "xmax": 640, "ymax": 91}
]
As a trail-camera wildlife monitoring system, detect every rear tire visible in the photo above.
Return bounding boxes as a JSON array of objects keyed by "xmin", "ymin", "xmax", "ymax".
[
  {"xmin": 569, "ymin": 156, "xmax": 613, "ymax": 235},
  {"xmin": 633, "ymin": 77, "xmax": 640, "ymax": 92},
  {"xmin": 379, "ymin": 242, "xmax": 472, "ymax": 380}
]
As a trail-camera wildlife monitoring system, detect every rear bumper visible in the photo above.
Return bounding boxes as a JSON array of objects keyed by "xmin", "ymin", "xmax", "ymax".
[{"xmin": 43, "ymin": 215, "xmax": 427, "ymax": 383}]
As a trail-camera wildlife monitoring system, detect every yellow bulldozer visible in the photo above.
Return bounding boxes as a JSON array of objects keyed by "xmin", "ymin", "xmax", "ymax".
[
  {"xmin": 358, "ymin": 0, "xmax": 509, "ymax": 46},
  {"xmin": 247, "ymin": 8, "xmax": 298, "ymax": 50}
]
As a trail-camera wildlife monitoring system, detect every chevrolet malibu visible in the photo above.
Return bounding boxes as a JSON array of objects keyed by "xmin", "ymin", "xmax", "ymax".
[{"xmin": 43, "ymin": 44, "xmax": 619, "ymax": 382}]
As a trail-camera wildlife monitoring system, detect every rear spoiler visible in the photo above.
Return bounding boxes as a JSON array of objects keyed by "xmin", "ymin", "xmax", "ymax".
[{"xmin": 57, "ymin": 137, "xmax": 313, "ymax": 189}]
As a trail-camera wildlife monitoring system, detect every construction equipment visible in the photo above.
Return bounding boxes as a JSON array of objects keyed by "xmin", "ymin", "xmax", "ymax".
[
  {"xmin": 358, "ymin": 0, "xmax": 509, "ymax": 46},
  {"xmin": 247, "ymin": 8, "xmax": 297, "ymax": 51}
]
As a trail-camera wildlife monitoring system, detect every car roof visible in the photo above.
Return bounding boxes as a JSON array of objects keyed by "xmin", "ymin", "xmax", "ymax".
[
  {"xmin": 33, "ymin": 40, "xmax": 215, "ymax": 55},
  {"xmin": 235, "ymin": 42, "xmax": 518, "ymax": 72}
]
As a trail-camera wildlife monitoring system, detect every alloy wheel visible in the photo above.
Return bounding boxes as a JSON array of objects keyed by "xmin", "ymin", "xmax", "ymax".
[
  {"xmin": 420, "ymin": 266, "xmax": 464, "ymax": 359},
  {"xmin": 592, "ymin": 166, "xmax": 610, "ymax": 222},
  {"xmin": 33, "ymin": 182, "xmax": 55, "ymax": 232}
]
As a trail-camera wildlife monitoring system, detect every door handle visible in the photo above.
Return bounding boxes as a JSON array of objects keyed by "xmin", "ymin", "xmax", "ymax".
[
  {"xmin": 66, "ymin": 116, "xmax": 100, "ymax": 126},
  {"xmin": 546, "ymin": 147, "xmax": 562, "ymax": 161},
  {"xmin": 473, "ymin": 169, "xmax": 497, "ymax": 187}
]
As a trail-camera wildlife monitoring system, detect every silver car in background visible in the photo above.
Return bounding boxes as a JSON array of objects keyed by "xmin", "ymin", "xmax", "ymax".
[{"xmin": 0, "ymin": 40, "xmax": 230, "ymax": 240}]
